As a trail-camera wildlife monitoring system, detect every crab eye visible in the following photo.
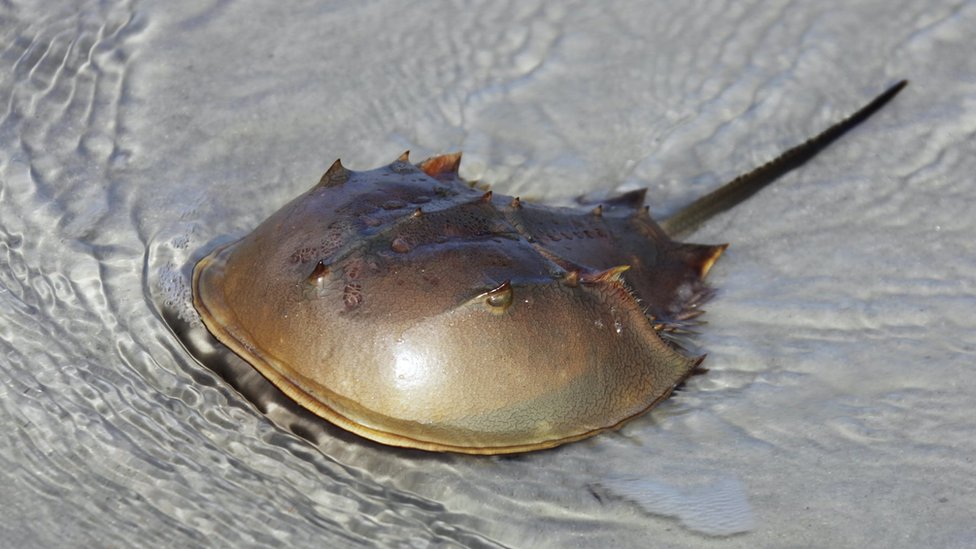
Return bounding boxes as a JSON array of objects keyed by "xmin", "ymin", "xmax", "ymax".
[{"xmin": 482, "ymin": 280, "xmax": 513, "ymax": 312}]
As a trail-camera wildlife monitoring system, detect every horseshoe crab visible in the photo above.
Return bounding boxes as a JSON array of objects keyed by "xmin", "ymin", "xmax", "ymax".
[{"xmin": 192, "ymin": 81, "xmax": 906, "ymax": 454}]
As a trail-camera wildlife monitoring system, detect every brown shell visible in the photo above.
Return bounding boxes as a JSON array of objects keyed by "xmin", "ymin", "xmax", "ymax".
[
  {"xmin": 192, "ymin": 152, "xmax": 722, "ymax": 454},
  {"xmin": 192, "ymin": 81, "xmax": 906, "ymax": 454}
]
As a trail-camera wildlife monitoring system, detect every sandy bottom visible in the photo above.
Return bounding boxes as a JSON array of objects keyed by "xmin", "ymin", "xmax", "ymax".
[{"xmin": 1, "ymin": 1, "xmax": 974, "ymax": 547}]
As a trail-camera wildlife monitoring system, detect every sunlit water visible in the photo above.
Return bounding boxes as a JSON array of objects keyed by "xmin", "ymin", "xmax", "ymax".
[{"xmin": 2, "ymin": 1, "xmax": 975, "ymax": 547}]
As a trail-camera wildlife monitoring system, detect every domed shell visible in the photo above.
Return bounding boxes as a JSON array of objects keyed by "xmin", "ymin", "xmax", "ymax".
[
  {"xmin": 191, "ymin": 81, "xmax": 907, "ymax": 454},
  {"xmin": 192, "ymin": 153, "xmax": 718, "ymax": 454}
]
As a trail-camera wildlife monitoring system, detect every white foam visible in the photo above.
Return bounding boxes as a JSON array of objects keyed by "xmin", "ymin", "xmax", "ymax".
[{"xmin": 158, "ymin": 261, "xmax": 198, "ymax": 325}]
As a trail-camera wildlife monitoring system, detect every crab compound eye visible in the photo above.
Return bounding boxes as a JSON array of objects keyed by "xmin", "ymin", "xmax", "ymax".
[{"xmin": 482, "ymin": 280, "xmax": 513, "ymax": 312}]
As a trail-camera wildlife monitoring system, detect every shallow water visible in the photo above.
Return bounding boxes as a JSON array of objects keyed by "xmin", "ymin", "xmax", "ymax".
[{"xmin": 2, "ymin": 0, "xmax": 975, "ymax": 547}]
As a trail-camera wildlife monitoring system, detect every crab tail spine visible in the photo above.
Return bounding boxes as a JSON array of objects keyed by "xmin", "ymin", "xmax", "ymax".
[{"xmin": 661, "ymin": 80, "xmax": 908, "ymax": 237}]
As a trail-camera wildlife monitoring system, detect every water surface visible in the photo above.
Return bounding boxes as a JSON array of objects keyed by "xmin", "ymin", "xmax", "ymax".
[{"xmin": 2, "ymin": 1, "xmax": 975, "ymax": 546}]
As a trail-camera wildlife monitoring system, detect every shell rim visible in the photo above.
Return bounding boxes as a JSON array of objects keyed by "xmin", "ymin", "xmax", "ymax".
[{"xmin": 191, "ymin": 243, "xmax": 696, "ymax": 455}]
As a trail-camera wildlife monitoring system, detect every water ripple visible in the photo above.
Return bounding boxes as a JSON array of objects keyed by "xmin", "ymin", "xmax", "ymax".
[{"xmin": 2, "ymin": 0, "xmax": 975, "ymax": 547}]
